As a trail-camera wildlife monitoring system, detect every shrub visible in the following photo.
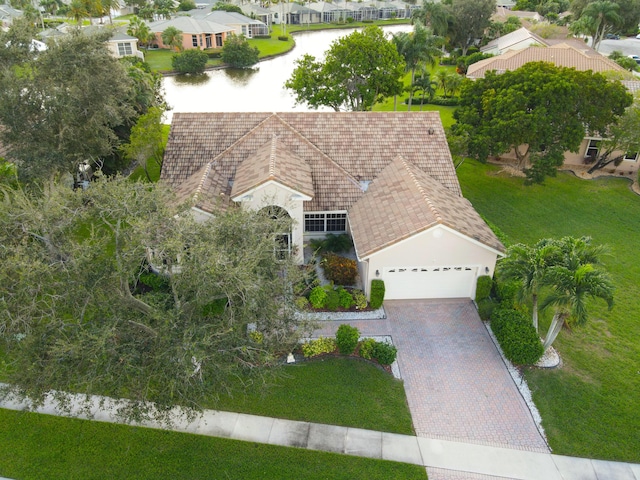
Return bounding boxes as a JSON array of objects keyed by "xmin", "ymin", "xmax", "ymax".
[
  {"xmin": 336, "ymin": 324, "xmax": 360, "ymax": 355},
  {"xmin": 359, "ymin": 338, "xmax": 376, "ymax": 360},
  {"xmin": 309, "ymin": 285, "xmax": 327, "ymax": 309},
  {"xmin": 477, "ymin": 298, "xmax": 497, "ymax": 321},
  {"xmin": 172, "ymin": 49, "xmax": 209, "ymax": 74},
  {"xmin": 221, "ymin": 34, "xmax": 259, "ymax": 68},
  {"xmin": 322, "ymin": 253, "xmax": 358, "ymax": 285},
  {"xmin": 352, "ymin": 289, "xmax": 367, "ymax": 310},
  {"xmin": 495, "ymin": 279, "xmax": 520, "ymax": 308},
  {"xmin": 324, "ymin": 287, "xmax": 341, "ymax": 311},
  {"xmin": 338, "ymin": 288, "xmax": 355, "ymax": 309},
  {"xmin": 428, "ymin": 96, "xmax": 460, "ymax": 106},
  {"xmin": 362, "ymin": 19, "xmax": 374, "ymax": 23},
  {"xmin": 301, "ymin": 337, "xmax": 336, "ymax": 357},
  {"xmin": 277, "ymin": 35, "xmax": 289, "ymax": 41},
  {"xmin": 369, "ymin": 279, "xmax": 385, "ymax": 309},
  {"xmin": 475, "ymin": 275, "xmax": 493, "ymax": 302},
  {"xmin": 373, "ymin": 341, "xmax": 397, "ymax": 366},
  {"xmin": 346, "ymin": 17, "xmax": 354, "ymax": 23},
  {"xmin": 295, "ymin": 296, "xmax": 310, "ymax": 311},
  {"xmin": 490, "ymin": 307, "xmax": 543, "ymax": 365}
]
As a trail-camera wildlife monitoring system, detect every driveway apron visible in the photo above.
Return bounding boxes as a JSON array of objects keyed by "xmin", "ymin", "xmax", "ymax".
[{"xmin": 385, "ymin": 299, "xmax": 549, "ymax": 453}]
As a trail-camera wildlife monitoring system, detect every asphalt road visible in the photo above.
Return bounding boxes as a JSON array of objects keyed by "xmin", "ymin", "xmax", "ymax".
[{"xmin": 595, "ymin": 37, "xmax": 640, "ymax": 57}]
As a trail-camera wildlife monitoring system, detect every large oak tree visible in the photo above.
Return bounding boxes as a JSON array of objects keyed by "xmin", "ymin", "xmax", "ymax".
[
  {"xmin": 452, "ymin": 62, "xmax": 632, "ymax": 183},
  {"xmin": 0, "ymin": 29, "xmax": 163, "ymax": 181},
  {"xmin": 0, "ymin": 176, "xmax": 311, "ymax": 423}
]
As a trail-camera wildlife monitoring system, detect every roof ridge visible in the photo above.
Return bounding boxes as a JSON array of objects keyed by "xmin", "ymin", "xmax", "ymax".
[
  {"xmin": 192, "ymin": 162, "xmax": 213, "ymax": 204},
  {"xmin": 274, "ymin": 113, "xmax": 361, "ymax": 190},
  {"xmin": 210, "ymin": 113, "xmax": 274, "ymax": 164},
  {"xmin": 269, "ymin": 134, "xmax": 277, "ymax": 178},
  {"xmin": 400, "ymin": 156, "xmax": 442, "ymax": 222}
]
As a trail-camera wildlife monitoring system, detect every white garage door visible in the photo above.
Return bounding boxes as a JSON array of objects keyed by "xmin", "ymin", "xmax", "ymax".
[{"xmin": 382, "ymin": 266, "xmax": 478, "ymax": 300}]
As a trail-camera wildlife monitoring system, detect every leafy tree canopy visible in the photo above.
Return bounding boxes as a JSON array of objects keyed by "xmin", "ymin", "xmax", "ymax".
[
  {"xmin": 212, "ymin": 2, "xmax": 242, "ymax": 13},
  {"xmin": 570, "ymin": 0, "xmax": 640, "ymax": 35},
  {"xmin": 221, "ymin": 34, "xmax": 260, "ymax": 68},
  {"xmin": 445, "ymin": 0, "xmax": 495, "ymax": 55},
  {"xmin": 452, "ymin": 62, "xmax": 632, "ymax": 183},
  {"xmin": 285, "ymin": 26, "xmax": 405, "ymax": 111},
  {"xmin": 0, "ymin": 176, "xmax": 311, "ymax": 423},
  {"xmin": 0, "ymin": 31, "xmax": 162, "ymax": 181}
]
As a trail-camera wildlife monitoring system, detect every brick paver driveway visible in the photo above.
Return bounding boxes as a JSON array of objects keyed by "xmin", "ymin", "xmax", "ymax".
[
  {"xmin": 385, "ymin": 299, "xmax": 549, "ymax": 453},
  {"xmin": 314, "ymin": 299, "xmax": 550, "ymax": 454}
]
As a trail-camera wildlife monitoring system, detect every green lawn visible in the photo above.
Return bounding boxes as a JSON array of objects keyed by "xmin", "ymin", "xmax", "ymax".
[
  {"xmin": 457, "ymin": 160, "xmax": 640, "ymax": 463},
  {"xmin": 0, "ymin": 409, "xmax": 426, "ymax": 480},
  {"xmin": 213, "ymin": 357, "xmax": 414, "ymax": 435}
]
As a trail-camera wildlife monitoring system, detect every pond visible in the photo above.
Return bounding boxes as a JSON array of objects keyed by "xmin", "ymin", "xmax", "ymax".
[{"xmin": 162, "ymin": 25, "xmax": 412, "ymax": 121}]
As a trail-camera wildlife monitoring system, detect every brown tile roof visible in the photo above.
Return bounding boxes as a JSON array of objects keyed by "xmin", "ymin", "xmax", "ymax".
[
  {"xmin": 162, "ymin": 112, "xmax": 460, "ymax": 213},
  {"xmin": 231, "ymin": 135, "xmax": 314, "ymax": 198},
  {"xmin": 467, "ymin": 43, "xmax": 626, "ymax": 79},
  {"xmin": 349, "ymin": 156, "xmax": 505, "ymax": 258},
  {"xmin": 172, "ymin": 162, "xmax": 232, "ymax": 213}
]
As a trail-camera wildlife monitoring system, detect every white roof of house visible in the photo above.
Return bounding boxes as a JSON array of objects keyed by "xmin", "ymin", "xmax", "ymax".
[
  {"xmin": 481, "ymin": 27, "xmax": 548, "ymax": 54},
  {"xmin": 148, "ymin": 16, "xmax": 234, "ymax": 34},
  {"xmin": 204, "ymin": 10, "xmax": 266, "ymax": 26}
]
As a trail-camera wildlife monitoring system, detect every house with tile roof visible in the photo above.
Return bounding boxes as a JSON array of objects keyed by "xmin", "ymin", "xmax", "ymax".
[
  {"xmin": 480, "ymin": 27, "xmax": 548, "ymax": 55},
  {"xmin": 467, "ymin": 43, "xmax": 639, "ymax": 176},
  {"xmin": 148, "ymin": 17, "xmax": 234, "ymax": 50},
  {"xmin": 162, "ymin": 112, "xmax": 505, "ymax": 301}
]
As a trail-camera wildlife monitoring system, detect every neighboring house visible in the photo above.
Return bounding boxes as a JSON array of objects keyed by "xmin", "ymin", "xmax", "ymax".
[
  {"xmin": 492, "ymin": 7, "xmax": 541, "ymax": 23},
  {"xmin": 0, "ymin": 3, "xmax": 21, "ymax": 28},
  {"xmin": 202, "ymin": 11, "xmax": 269, "ymax": 37},
  {"xmin": 481, "ymin": 27, "xmax": 549, "ymax": 55},
  {"xmin": 467, "ymin": 44, "xmax": 639, "ymax": 176},
  {"xmin": 467, "ymin": 42, "xmax": 626, "ymax": 79},
  {"xmin": 307, "ymin": 2, "xmax": 352, "ymax": 23},
  {"xmin": 161, "ymin": 112, "xmax": 505, "ymax": 301},
  {"xmin": 271, "ymin": 2, "xmax": 322, "ymax": 25},
  {"xmin": 148, "ymin": 17, "xmax": 234, "ymax": 50},
  {"xmin": 240, "ymin": 3, "xmax": 273, "ymax": 28},
  {"xmin": 105, "ymin": 32, "xmax": 144, "ymax": 59}
]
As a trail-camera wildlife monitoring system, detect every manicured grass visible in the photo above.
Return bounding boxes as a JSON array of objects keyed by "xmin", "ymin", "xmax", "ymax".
[
  {"xmin": 144, "ymin": 49, "xmax": 222, "ymax": 73},
  {"xmin": 457, "ymin": 160, "xmax": 640, "ymax": 463},
  {"xmin": 0, "ymin": 409, "xmax": 427, "ymax": 480},
  {"xmin": 213, "ymin": 357, "xmax": 414, "ymax": 435},
  {"xmin": 373, "ymin": 65, "xmax": 458, "ymax": 129}
]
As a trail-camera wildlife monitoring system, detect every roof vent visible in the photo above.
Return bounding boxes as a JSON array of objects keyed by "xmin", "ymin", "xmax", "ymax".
[{"xmin": 428, "ymin": 128, "xmax": 434, "ymax": 135}]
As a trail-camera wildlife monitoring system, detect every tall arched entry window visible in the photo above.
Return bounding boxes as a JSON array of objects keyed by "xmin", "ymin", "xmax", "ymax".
[{"xmin": 259, "ymin": 205, "xmax": 292, "ymax": 259}]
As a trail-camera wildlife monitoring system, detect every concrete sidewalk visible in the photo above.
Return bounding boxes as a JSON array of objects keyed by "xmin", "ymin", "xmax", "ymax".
[{"xmin": 2, "ymin": 390, "xmax": 639, "ymax": 480}]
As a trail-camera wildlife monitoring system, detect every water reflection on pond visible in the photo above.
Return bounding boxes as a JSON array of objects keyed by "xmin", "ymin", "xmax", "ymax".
[{"xmin": 163, "ymin": 25, "xmax": 411, "ymax": 121}]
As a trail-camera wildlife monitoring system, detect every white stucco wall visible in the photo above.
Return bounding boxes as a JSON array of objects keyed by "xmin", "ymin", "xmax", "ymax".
[
  {"xmin": 234, "ymin": 181, "xmax": 309, "ymax": 264},
  {"xmin": 360, "ymin": 225, "xmax": 500, "ymax": 299}
]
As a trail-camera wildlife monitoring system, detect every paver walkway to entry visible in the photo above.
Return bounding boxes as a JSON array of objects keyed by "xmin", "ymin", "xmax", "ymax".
[{"xmin": 314, "ymin": 299, "xmax": 549, "ymax": 454}]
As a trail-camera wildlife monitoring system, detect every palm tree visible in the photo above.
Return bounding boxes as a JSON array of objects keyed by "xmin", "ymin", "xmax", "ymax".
[
  {"xmin": 498, "ymin": 240, "xmax": 561, "ymax": 332},
  {"xmin": 580, "ymin": 1, "xmax": 621, "ymax": 51},
  {"xmin": 68, "ymin": 0, "xmax": 89, "ymax": 25},
  {"xmin": 161, "ymin": 26, "xmax": 183, "ymax": 52},
  {"xmin": 413, "ymin": 72, "xmax": 437, "ymax": 111},
  {"xmin": 127, "ymin": 15, "xmax": 153, "ymax": 48},
  {"xmin": 393, "ymin": 22, "xmax": 442, "ymax": 109},
  {"xmin": 412, "ymin": 0, "xmax": 448, "ymax": 37},
  {"xmin": 541, "ymin": 237, "xmax": 614, "ymax": 350}
]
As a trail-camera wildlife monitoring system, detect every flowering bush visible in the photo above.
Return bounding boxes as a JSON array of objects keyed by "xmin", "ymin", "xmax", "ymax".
[{"xmin": 322, "ymin": 253, "xmax": 358, "ymax": 285}]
